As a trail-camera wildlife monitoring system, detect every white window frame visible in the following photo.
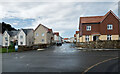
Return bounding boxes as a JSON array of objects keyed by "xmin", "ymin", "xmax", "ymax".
[
  {"xmin": 20, "ymin": 35, "xmax": 23, "ymax": 39},
  {"xmin": 42, "ymin": 33, "xmax": 44, "ymax": 36},
  {"xmin": 42, "ymin": 39, "xmax": 44, "ymax": 42},
  {"xmin": 5, "ymin": 43, "xmax": 8, "ymax": 46},
  {"xmin": 107, "ymin": 35, "xmax": 112, "ymax": 40},
  {"xmin": 107, "ymin": 24, "xmax": 113, "ymax": 30},
  {"xmin": 86, "ymin": 26, "xmax": 91, "ymax": 31},
  {"xmin": 85, "ymin": 35, "xmax": 89, "ymax": 42},
  {"xmin": 5, "ymin": 37, "xmax": 8, "ymax": 41},
  {"xmin": 36, "ymin": 33, "xmax": 39, "ymax": 36},
  {"xmin": 20, "ymin": 42, "xmax": 23, "ymax": 45}
]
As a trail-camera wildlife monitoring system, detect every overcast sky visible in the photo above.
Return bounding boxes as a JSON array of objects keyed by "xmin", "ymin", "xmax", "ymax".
[{"xmin": 0, "ymin": 0, "xmax": 119, "ymax": 38}]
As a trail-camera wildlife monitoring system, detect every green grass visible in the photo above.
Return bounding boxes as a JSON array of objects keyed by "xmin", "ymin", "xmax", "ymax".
[{"xmin": 0, "ymin": 48, "xmax": 16, "ymax": 53}]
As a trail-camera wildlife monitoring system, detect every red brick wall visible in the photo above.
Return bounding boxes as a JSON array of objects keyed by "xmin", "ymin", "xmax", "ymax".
[
  {"xmin": 80, "ymin": 12, "xmax": 119, "ymax": 35},
  {"xmin": 82, "ymin": 24, "xmax": 100, "ymax": 35},
  {"xmin": 100, "ymin": 13, "xmax": 119, "ymax": 35}
]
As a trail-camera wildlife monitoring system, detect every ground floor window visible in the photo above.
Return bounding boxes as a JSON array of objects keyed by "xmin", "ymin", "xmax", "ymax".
[
  {"xmin": 20, "ymin": 42, "xmax": 23, "ymax": 45},
  {"xmin": 85, "ymin": 35, "xmax": 89, "ymax": 42},
  {"xmin": 5, "ymin": 43, "xmax": 8, "ymax": 46},
  {"xmin": 107, "ymin": 35, "xmax": 112, "ymax": 40},
  {"xmin": 42, "ymin": 39, "xmax": 44, "ymax": 42}
]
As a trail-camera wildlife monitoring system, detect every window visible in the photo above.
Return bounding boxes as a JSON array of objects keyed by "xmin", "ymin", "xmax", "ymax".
[
  {"xmin": 107, "ymin": 24, "xmax": 113, "ymax": 30},
  {"xmin": 107, "ymin": 35, "xmax": 112, "ymax": 40},
  {"xmin": 42, "ymin": 39, "xmax": 44, "ymax": 42},
  {"xmin": 20, "ymin": 35, "xmax": 23, "ymax": 39},
  {"xmin": 36, "ymin": 33, "xmax": 39, "ymax": 36},
  {"xmin": 85, "ymin": 35, "xmax": 89, "ymax": 42},
  {"xmin": 42, "ymin": 33, "xmax": 44, "ymax": 36},
  {"xmin": 5, "ymin": 43, "xmax": 8, "ymax": 46},
  {"xmin": 5, "ymin": 37, "xmax": 8, "ymax": 41},
  {"xmin": 20, "ymin": 42, "xmax": 23, "ymax": 45},
  {"xmin": 86, "ymin": 26, "xmax": 91, "ymax": 31}
]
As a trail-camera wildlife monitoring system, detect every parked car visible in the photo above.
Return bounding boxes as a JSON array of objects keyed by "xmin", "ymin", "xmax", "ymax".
[{"xmin": 56, "ymin": 42, "xmax": 62, "ymax": 46}]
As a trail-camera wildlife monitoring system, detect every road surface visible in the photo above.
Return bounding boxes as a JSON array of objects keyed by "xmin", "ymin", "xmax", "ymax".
[{"xmin": 2, "ymin": 43, "xmax": 119, "ymax": 73}]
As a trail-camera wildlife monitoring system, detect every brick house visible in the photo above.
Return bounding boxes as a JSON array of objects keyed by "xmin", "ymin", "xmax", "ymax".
[
  {"xmin": 76, "ymin": 31, "xmax": 79, "ymax": 42},
  {"xmin": 79, "ymin": 10, "xmax": 120, "ymax": 42},
  {"xmin": 54, "ymin": 32, "xmax": 62, "ymax": 43}
]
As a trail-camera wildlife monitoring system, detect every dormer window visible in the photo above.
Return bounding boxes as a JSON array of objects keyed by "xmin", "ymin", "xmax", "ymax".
[
  {"xmin": 86, "ymin": 26, "xmax": 91, "ymax": 31},
  {"xmin": 107, "ymin": 24, "xmax": 113, "ymax": 30}
]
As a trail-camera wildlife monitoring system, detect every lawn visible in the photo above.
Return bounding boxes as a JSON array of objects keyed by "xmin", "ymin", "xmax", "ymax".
[{"xmin": 0, "ymin": 48, "xmax": 16, "ymax": 53}]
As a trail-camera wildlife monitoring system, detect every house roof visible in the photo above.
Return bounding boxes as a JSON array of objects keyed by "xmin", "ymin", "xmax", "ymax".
[
  {"xmin": 76, "ymin": 31, "xmax": 79, "ymax": 34},
  {"xmin": 7, "ymin": 31, "xmax": 19, "ymax": 37},
  {"xmin": 64, "ymin": 38, "xmax": 69, "ymax": 40},
  {"xmin": 80, "ymin": 16, "xmax": 104, "ymax": 23},
  {"xmin": 22, "ymin": 29, "xmax": 33, "ymax": 35},
  {"xmin": 54, "ymin": 32, "xmax": 59, "ymax": 36},
  {"xmin": 48, "ymin": 29, "xmax": 53, "ymax": 32},
  {"xmin": 80, "ymin": 10, "xmax": 119, "ymax": 24},
  {"xmin": 74, "ymin": 34, "xmax": 76, "ymax": 37},
  {"xmin": 35, "ymin": 24, "xmax": 52, "ymax": 32}
]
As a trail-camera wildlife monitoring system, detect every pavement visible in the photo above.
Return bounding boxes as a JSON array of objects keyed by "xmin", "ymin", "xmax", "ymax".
[{"xmin": 1, "ymin": 43, "xmax": 120, "ymax": 73}]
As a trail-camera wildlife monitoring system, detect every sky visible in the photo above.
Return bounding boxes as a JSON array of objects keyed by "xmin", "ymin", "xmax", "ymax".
[{"xmin": 0, "ymin": 0, "xmax": 119, "ymax": 38}]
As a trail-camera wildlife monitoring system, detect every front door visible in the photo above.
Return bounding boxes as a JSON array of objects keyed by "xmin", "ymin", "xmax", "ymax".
[{"xmin": 93, "ymin": 36, "xmax": 97, "ymax": 41}]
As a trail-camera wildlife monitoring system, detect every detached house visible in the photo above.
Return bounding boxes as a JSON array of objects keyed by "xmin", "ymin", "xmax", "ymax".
[
  {"xmin": 76, "ymin": 31, "xmax": 80, "ymax": 42},
  {"xmin": 74, "ymin": 34, "xmax": 76, "ymax": 42},
  {"xmin": 54, "ymin": 32, "xmax": 62, "ymax": 43},
  {"xmin": 17, "ymin": 29, "xmax": 34, "ymax": 46},
  {"xmin": 69, "ymin": 37, "xmax": 75, "ymax": 43},
  {"xmin": 3, "ymin": 30, "xmax": 18, "ymax": 46},
  {"xmin": 34, "ymin": 24, "xmax": 54, "ymax": 45},
  {"xmin": 79, "ymin": 10, "xmax": 120, "ymax": 42},
  {"xmin": 0, "ymin": 25, "xmax": 2, "ymax": 46},
  {"xmin": 0, "ymin": 32, "xmax": 2, "ymax": 46},
  {"xmin": 64, "ymin": 38, "xmax": 70, "ymax": 43}
]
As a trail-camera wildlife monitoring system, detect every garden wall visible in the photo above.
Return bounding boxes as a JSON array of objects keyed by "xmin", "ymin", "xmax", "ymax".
[{"xmin": 76, "ymin": 40, "xmax": 120, "ymax": 49}]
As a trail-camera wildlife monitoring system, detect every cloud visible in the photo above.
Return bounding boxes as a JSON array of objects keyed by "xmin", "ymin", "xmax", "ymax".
[
  {"xmin": 0, "ymin": 0, "xmax": 120, "ymax": 2},
  {"xmin": 0, "ymin": 2, "xmax": 119, "ymax": 37},
  {"xmin": 12, "ymin": 22, "xmax": 18, "ymax": 25}
]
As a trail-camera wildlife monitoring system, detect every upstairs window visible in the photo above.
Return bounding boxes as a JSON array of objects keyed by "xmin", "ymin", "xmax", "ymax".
[
  {"xmin": 36, "ymin": 33, "xmax": 39, "ymax": 36},
  {"xmin": 86, "ymin": 26, "xmax": 91, "ymax": 31},
  {"xmin": 42, "ymin": 33, "xmax": 44, "ymax": 36},
  {"xmin": 107, "ymin": 24, "xmax": 113, "ymax": 30},
  {"xmin": 5, "ymin": 37, "xmax": 8, "ymax": 41},
  {"xmin": 107, "ymin": 35, "xmax": 112, "ymax": 40},
  {"xmin": 20, "ymin": 35, "xmax": 23, "ymax": 39},
  {"xmin": 85, "ymin": 35, "xmax": 89, "ymax": 42}
]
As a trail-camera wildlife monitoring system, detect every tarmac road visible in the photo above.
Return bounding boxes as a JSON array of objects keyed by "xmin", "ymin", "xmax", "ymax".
[{"xmin": 2, "ymin": 43, "xmax": 119, "ymax": 73}]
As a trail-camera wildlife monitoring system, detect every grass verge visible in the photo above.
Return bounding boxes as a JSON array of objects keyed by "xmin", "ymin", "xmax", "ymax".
[{"xmin": 0, "ymin": 48, "xmax": 15, "ymax": 53}]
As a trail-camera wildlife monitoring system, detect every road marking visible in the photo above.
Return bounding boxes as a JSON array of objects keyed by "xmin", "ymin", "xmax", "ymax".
[{"xmin": 82, "ymin": 57, "xmax": 119, "ymax": 74}]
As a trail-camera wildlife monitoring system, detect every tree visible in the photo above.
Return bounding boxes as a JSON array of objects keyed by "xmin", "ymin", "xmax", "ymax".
[{"xmin": 0, "ymin": 22, "xmax": 16, "ymax": 33}]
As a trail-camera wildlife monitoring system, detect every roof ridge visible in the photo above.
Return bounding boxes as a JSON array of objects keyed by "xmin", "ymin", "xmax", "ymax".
[{"xmin": 80, "ymin": 16, "xmax": 104, "ymax": 18}]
